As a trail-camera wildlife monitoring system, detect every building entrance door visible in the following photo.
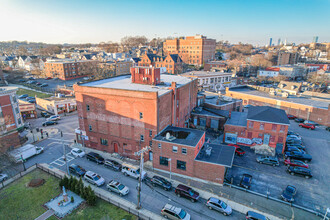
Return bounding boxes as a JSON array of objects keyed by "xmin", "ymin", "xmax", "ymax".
[
  {"xmin": 149, "ymin": 151, "xmax": 153, "ymax": 161},
  {"xmin": 264, "ymin": 134, "xmax": 270, "ymax": 145},
  {"xmin": 114, "ymin": 143, "xmax": 118, "ymax": 153}
]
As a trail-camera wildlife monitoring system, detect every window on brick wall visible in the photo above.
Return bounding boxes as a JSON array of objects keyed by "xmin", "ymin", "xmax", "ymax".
[
  {"xmin": 182, "ymin": 148, "xmax": 187, "ymax": 155},
  {"xmin": 149, "ymin": 141, "xmax": 152, "ymax": 147},
  {"xmin": 249, "ymin": 121, "xmax": 254, "ymax": 128},
  {"xmin": 88, "ymin": 125, "xmax": 92, "ymax": 131},
  {"xmin": 247, "ymin": 132, "xmax": 252, "ymax": 138},
  {"xmin": 159, "ymin": 156, "xmax": 168, "ymax": 166},
  {"xmin": 177, "ymin": 160, "xmax": 186, "ymax": 171},
  {"xmin": 100, "ymin": 138, "xmax": 108, "ymax": 146},
  {"xmin": 149, "ymin": 130, "xmax": 152, "ymax": 137},
  {"xmin": 278, "ymin": 136, "xmax": 284, "ymax": 143},
  {"xmin": 260, "ymin": 123, "xmax": 265, "ymax": 130},
  {"xmin": 158, "ymin": 143, "xmax": 161, "ymax": 148},
  {"xmin": 272, "ymin": 124, "xmax": 277, "ymax": 131},
  {"xmin": 172, "ymin": 146, "xmax": 178, "ymax": 153},
  {"xmin": 139, "ymin": 112, "xmax": 143, "ymax": 119},
  {"xmin": 270, "ymin": 135, "xmax": 275, "ymax": 143},
  {"xmin": 280, "ymin": 125, "xmax": 286, "ymax": 132},
  {"xmin": 140, "ymin": 135, "xmax": 144, "ymax": 142},
  {"xmin": 86, "ymin": 104, "xmax": 90, "ymax": 111}
]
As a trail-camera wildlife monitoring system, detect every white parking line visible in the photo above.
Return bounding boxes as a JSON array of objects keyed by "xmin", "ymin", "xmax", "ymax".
[
  {"xmin": 48, "ymin": 138, "xmax": 72, "ymax": 143},
  {"xmin": 49, "ymin": 153, "xmax": 75, "ymax": 167}
]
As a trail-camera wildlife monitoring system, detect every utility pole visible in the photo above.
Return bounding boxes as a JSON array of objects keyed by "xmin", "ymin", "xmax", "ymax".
[
  {"xmin": 80, "ymin": 130, "xmax": 85, "ymax": 152},
  {"xmin": 134, "ymin": 145, "xmax": 151, "ymax": 210},
  {"xmin": 61, "ymin": 131, "xmax": 70, "ymax": 175}
]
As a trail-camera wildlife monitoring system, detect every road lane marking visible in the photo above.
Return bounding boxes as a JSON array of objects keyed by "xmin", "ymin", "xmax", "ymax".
[
  {"xmin": 48, "ymin": 138, "xmax": 73, "ymax": 143},
  {"xmin": 49, "ymin": 153, "xmax": 75, "ymax": 167}
]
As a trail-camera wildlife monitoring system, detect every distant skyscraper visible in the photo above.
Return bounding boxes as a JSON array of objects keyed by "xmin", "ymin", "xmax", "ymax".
[
  {"xmin": 277, "ymin": 38, "xmax": 281, "ymax": 46},
  {"xmin": 269, "ymin": 38, "xmax": 273, "ymax": 47},
  {"xmin": 312, "ymin": 36, "xmax": 319, "ymax": 43}
]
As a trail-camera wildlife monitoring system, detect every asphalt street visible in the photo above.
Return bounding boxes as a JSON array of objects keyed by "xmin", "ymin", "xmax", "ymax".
[{"xmin": 22, "ymin": 114, "xmax": 245, "ymax": 220}]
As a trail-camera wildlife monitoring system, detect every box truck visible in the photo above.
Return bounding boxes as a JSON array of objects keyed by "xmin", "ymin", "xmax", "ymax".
[{"xmin": 9, "ymin": 144, "xmax": 44, "ymax": 163}]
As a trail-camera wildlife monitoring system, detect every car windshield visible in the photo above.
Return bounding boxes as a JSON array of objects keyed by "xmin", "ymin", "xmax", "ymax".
[
  {"xmin": 93, "ymin": 175, "xmax": 101, "ymax": 181},
  {"xmin": 118, "ymin": 184, "xmax": 125, "ymax": 190},
  {"xmin": 136, "ymin": 169, "xmax": 140, "ymax": 174},
  {"xmin": 220, "ymin": 201, "xmax": 227, "ymax": 209},
  {"xmin": 188, "ymin": 189, "xmax": 195, "ymax": 196},
  {"xmin": 287, "ymin": 186, "xmax": 295, "ymax": 193},
  {"xmin": 76, "ymin": 149, "xmax": 82, "ymax": 153},
  {"xmin": 76, "ymin": 166, "xmax": 82, "ymax": 172},
  {"xmin": 243, "ymin": 177, "xmax": 250, "ymax": 182},
  {"xmin": 178, "ymin": 209, "xmax": 187, "ymax": 219}
]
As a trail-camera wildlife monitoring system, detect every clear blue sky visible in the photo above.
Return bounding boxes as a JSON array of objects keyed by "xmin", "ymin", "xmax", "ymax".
[{"xmin": 1, "ymin": 0, "xmax": 329, "ymax": 45}]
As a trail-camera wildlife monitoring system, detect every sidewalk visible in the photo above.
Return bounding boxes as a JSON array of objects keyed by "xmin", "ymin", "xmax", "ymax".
[
  {"xmin": 25, "ymin": 128, "xmax": 59, "ymax": 144},
  {"xmin": 70, "ymin": 143, "xmax": 322, "ymax": 220}
]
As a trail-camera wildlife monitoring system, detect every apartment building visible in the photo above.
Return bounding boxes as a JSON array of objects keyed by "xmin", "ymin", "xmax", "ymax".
[
  {"xmin": 163, "ymin": 35, "xmax": 216, "ymax": 66},
  {"xmin": 0, "ymin": 87, "xmax": 23, "ymax": 153},
  {"xmin": 138, "ymin": 53, "xmax": 183, "ymax": 74},
  {"xmin": 73, "ymin": 66, "xmax": 198, "ymax": 160},
  {"xmin": 277, "ymin": 51, "xmax": 299, "ymax": 66}
]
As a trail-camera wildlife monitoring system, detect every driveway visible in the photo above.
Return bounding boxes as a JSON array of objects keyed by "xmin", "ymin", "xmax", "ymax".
[{"xmin": 226, "ymin": 119, "xmax": 330, "ymax": 214}]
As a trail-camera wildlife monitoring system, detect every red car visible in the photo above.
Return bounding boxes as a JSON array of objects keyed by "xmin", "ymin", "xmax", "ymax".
[
  {"xmin": 284, "ymin": 159, "xmax": 309, "ymax": 168},
  {"xmin": 287, "ymin": 114, "xmax": 296, "ymax": 120},
  {"xmin": 228, "ymin": 144, "xmax": 246, "ymax": 156},
  {"xmin": 299, "ymin": 123, "xmax": 315, "ymax": 130},
  {"xmin": 45, "ymin": 77, "xmax": 52, "ymax": 80}
]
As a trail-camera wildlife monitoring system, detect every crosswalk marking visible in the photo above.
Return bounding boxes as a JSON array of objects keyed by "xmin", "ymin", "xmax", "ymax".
[{"xmin": 50, "ymin": 153, "xmax": 75, "ymax": 167}]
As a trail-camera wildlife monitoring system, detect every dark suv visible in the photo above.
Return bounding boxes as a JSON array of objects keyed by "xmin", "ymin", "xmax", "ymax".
[
  {"xmin": 150, "ymin": 175, "xmax": 172, "ymax": 191},
  {"xmin": 285, "ymin": 151, "xmax": 312, "ymax": 163},
  {"xmin": 86, "ymin": 152, "xmax": 104, "ymax": 164},
  {"xmin": 287, "ymin": 166, "xmax": 312, "ymax": 179},
  {"xmin": 69, "ymin": 164, "xmax": 86, "ymax": 177},
  {"xmin": 256, "ymin": 156, "xmax": 279, "ymax": 166},
  {"xmin": 175, "ymin": 184, "xmax": 199, "ymax": 202}
]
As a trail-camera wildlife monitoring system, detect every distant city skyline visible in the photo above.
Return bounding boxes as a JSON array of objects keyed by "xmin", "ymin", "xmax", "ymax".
[{"xmin": 1, "ymin": 0, "xmax": 330, "ymax": 45}]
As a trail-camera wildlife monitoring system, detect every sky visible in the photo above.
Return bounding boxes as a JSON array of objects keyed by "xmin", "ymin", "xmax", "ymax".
[{"xmin": 1, "ymin": 0, "xmax": 330, "ymax": 45}]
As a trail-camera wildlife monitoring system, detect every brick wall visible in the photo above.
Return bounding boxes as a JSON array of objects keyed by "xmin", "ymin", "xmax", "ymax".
[
  {"xmin": 0, "ymin": 131, "xmax": 21, "ymax": 153},
  {"xmin": 194, "ymin": 160, "xmax": 225, "ymax": 184}
]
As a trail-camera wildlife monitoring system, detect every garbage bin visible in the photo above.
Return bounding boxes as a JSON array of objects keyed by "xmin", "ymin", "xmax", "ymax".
[{"xmin": 36, "ymin": 128, "xmax": 39, "ymax": 132}]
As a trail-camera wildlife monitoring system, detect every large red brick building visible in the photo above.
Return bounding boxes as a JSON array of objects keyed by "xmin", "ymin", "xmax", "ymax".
[
  {"xmin": 44, "ymin": 59, "xmax": 98, "ymax": 80},
  {"xmin": 138, "ymin": 53, "xmax": 183, "ymax": 74},
  {"xmin": 0, "ymin": 87, "xmax": 23, "ymax": 153},
  {"xmin": 73, "ymin": 66, "xmax": 198, "ymax": 159},
  {"xmin": 152, "ymin": 126, "xmax": 235, "ymax": 184},
  {"xmin": 163, "ymin": 35, "xmax": 216, "ymax": 66},
  {"xmin": 224, "ymin": 106, "xmax": 290, "ymax": 153}
]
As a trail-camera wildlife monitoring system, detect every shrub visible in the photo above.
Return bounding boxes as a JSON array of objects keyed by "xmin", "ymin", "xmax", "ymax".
[{"xmin": 71, "ymin": 196, "xmax": 74, "ymax": 203}]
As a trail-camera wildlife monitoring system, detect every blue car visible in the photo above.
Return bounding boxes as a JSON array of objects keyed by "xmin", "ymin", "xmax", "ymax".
[{"xmin": 281, "ymin": 185, "xmax": 296, "ymax": 202}]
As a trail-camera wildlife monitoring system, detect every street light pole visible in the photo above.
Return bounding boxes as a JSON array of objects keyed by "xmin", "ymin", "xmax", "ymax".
[
  {"xmin": 168, "ymin": 158, "xmax": 172, "ymax": 181},
  {"xmin": 61, "ymin": 131, "xmax": 70, "ymax": 175},
  {"xmin": 134, "ymin": 145, "xmax": 151, "ymax": 210}
]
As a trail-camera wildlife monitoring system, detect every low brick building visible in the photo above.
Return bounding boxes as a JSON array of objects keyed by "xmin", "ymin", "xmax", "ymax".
[
  {"xmin": 224, "ymin": 106, "xmax": 289, "ymax": 153},
  {"xmin": 152, "ymin": 126, "xmax": 235, "ymax": 184},
  {"xmin": 139, "ymin": 53, "xmax": 183, "ymax": 74},
  {"xmin": 226, "ymin": 86, "xmax": 330, "ymax": 126},
  {"xmin": 73, "ymin": 66, "xmax": 198, "ymax": 160},
  {"xmin": 36, "ymin": 97, "xmax": 77, "ymax": 115},
  {"xmin": 19, "ymin": 103, "xmax": 37, "ymax": 119},
  {"xmin": 204, "ymin": 61, "xmax": 227, "ymax": 71}
]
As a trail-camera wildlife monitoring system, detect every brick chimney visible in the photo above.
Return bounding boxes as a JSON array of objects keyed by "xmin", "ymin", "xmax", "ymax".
[
  {"xmin": 131, "ymin": 66, "xmax": 160, "ymax": 85},
  {"xmin": 171, "ymin": 82, "xmax": 177, "ymax": 88}
]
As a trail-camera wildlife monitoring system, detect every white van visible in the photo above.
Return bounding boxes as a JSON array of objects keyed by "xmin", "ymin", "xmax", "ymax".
[{"xmin": 121, "ymin": 163, "xmax": 147, "ymax": 180}]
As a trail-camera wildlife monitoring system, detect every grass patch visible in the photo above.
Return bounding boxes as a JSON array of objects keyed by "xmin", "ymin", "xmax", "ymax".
[
  {"xmin": 0, "ymin": 169, "xmax": 137, "ymax": 220},
  {"xmin": 16, "ymin": 88, "xmax": 52, "ymax": 98}
]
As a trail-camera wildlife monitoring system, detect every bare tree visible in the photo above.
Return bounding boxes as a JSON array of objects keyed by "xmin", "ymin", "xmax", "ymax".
[{"xmin": 121, "ymin": 36, "xmax": 148, "ymax": 48}]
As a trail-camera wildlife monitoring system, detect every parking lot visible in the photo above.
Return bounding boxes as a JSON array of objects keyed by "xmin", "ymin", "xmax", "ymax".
[{"xmin": 226, "ymin": 119, "xmax": 330, "ymax": 214}]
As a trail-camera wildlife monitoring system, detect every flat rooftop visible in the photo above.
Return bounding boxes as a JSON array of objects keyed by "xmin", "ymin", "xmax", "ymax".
[
  {"xmin": 192, "ymin": 107, "xmax": 229, "ymax": 118},
  {"xmin": 229, "ymin": 87, "xmax": 329, "ymax": 109},
  {"xmin": 195, "ymin": 143, "xmax": 235, "ymax": 167},
  {"xmin": 153, "ymin": 126, "xmax": 205, "ymax": 147},
  {"xmin": 82, "ymin": 74, "xmax": 194, "ymax": 96},
  {"xmin": 201, "ymin": 91, "xmax": 241, "ymax": 106},
  {"xmin": 181, "ymin": 71, "xmax": 231, "ymax": 77},
  {"xmin": 226, "ymin": 111, "xmax": 247, "ymax": 127}
]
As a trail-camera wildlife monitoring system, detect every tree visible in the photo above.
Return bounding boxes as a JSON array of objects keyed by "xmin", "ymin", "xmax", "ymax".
[
  {"xmin": 250, "ymin": 54, "xmax": 272, "ymax": 68},
  {"xmin": 271, "ymin": 75, "xmax": 288, "ymax": 83},
  {"xmin": 121, "ymin": 36, "xmax": 148, "ymax": 48}
]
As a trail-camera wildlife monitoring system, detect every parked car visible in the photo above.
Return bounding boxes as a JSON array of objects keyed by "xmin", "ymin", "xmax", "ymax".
[
  {"xmin": 175, "ymin": 184, "xmax": 199, "ymax": 203},
  {"xmin": 286, "ymin": 138, "xmax": 303, "ymax": 145},
  {"xmin": 69, "ymin": 164, "xmax": 86, "ymax": 177},
  {"xmin": 30, "ymin": 80, "xmax": 37, "ymax": 84},
  {"xmin": 285, "ymin": 146, "xmax": 306, "ymax": 153},
  {"xmin": 303, "ymin": 120, "xmax": 318, "ymax": 126},
  {"xmin": 281, "ymin": 185, "xmax": 297, "ymax": 202},
  {"xmin": 106, "ymin": 180, "xmax": 129, "ymax": 196},
  {"xmin": 104, "ymin": 159, "xmax": 122, "ymax": 171},
  {"xmin": 28, "ymin": 99, "xmax": 36, "ymax": 103},
  {"xmin": 287, "ymin": 114, "xmax": 296, "ymax": 119},
  {"xmin": 86, "ymin": 152, "xmax": 104, "ymax": 164},
  {"xmin": 26, "ymin": 96, "xmax": 35, "ymax": 101},
  {"xmin": 18, "ymin": 94, "xmax": 28, "ymax": 99},
  {"xmin": 45, "ymin": 77, "xmax": 52, "ymax": 80},
  {"xmin": 47, "ymin": 115, "xmax": 61, "ymax": 121},
  {"xmin": 294, "ymin": 118, "xmax": 305, "ymax": 123},
  {"xmin": 150, "ymin": 175, "xmax": 172, "ymax": 191},
  {"xmin": 36, "ymin": 82, "xmax": 42, "ymax": 86},
  {"xmin": 121, "ymin": 163, "xmax": 146, "ymax": 180},
  {"xmin": 228, "ymin": 144, "xmax": 246, "ymax": 156},
  {"xmin": 18, "ymin": 79, "xmax": 26, "ymax": 82},
  {"xmin": 326, "ymin": 127, "xmax": 330, "ymax": 132},
  {"xmin": 256, "ymin": 156, "xmax": 279, "ymax": 166},
  {"xmin": 246, "ymin": 211, "xmax": 270, "ymax": 220},
  {"xmin": 240, "ymin": 174, "xmax": 252, "ymax": 189},
  {"xmin": 83, "ymin": 171, "xmax": 105, "ymax": 186},
  {"xmin": 286, "ymin": 143, "xmax": 306, "ymax": 150},
  {"xmin": 71, "ymin": 148, "xmax": 85, "ymax": 157},
  {"xmin": 287, "ymin": 134, "xmax": 301, "ymax": 140},
  {"xmin": 285, "ymin": 151, "xmax": 312, "ymax": 162},
  {"xmin": 206, "ymin": 197, "xmax": 232, "ymax": 216},
  {"xmin": 161, "ymin": 204, "xmax": 191, "ymax": 220},
  {"xmin": 0, "ymin": 173, "xmax": 8, "ymax": 182},
  {"xmin": 284, "ymin": 159, "xmax": 309, "ymax": 168},
  {"xmin": 299, "ymin": 123, "xmax": 315, "ymax": 130},
  {"xmin": 287, "ymin": 130, "xmax": 300, "ymax": 137},
  {"xmin": 286, "ymin": 166, "xmax": 312, "ymax": 179},
  {"xmin": 41, "ymin": 111, "xmax": 52, "ymax": 118},
  {"xmin": 40, "ymin": 83, "xmax": 48, "ymax": 87},
  {"xmin": 42, "ymin": 121, "xmax": 58, "ymax": 126}
]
